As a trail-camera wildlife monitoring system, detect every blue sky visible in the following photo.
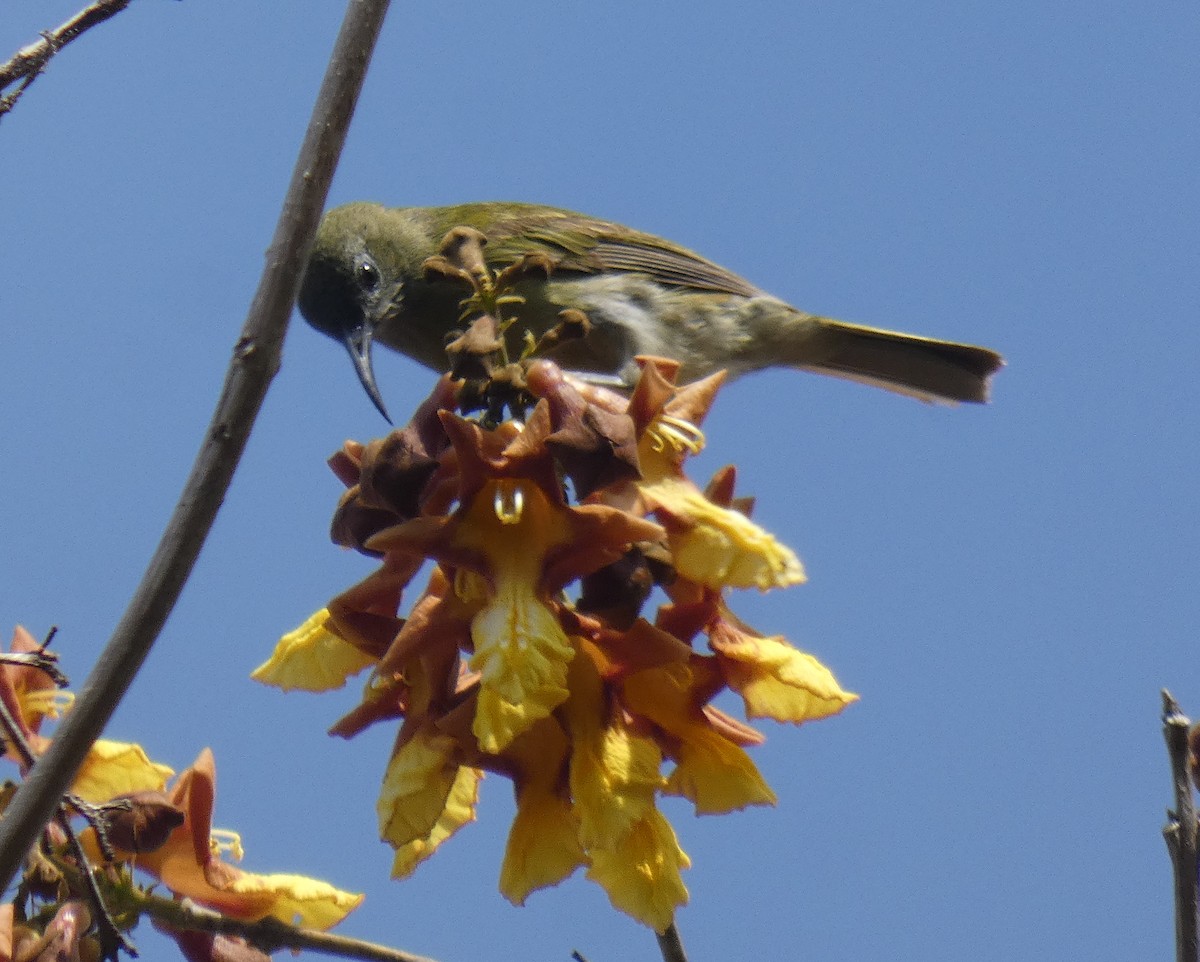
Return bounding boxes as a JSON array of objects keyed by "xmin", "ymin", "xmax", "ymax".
[{"xmin": 2, "ymin": 1, "xmax": 1198, "ymax": 959}]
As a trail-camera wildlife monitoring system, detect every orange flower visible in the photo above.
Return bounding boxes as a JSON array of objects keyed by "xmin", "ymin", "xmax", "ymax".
[{"xmin": 96, "ymin": 749, "xmax": 361, "ymax": 931}]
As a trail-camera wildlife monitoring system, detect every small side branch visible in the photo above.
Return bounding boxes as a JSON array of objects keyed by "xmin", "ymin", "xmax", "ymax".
[
  {"xmin": 0, "ymin": 0, "xmax": 135, "ymax": 119},
  {"xmin": 130, "ymin": 888, "xmax": 440, "ymax": 962},
  {"xmin": 1162, "ymin": 690, "xmax": 1198, "ymax": 962}
]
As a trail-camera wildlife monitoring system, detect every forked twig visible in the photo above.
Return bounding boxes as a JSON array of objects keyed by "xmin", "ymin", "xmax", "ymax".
[{"xmin": 0, "ymin": 0, "xmax": 135, "ymax": 118}]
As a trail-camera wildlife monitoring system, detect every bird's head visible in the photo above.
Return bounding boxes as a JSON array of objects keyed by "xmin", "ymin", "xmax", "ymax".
[{"xmin": 297, "ymin": 202, "xmax": 431, "ymax": 422}]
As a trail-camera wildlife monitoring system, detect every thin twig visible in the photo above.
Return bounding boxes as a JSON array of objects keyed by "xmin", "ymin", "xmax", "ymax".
[
  {"xmin": 1162, "ymin": 690, "xmax": 1198, "ymax": 962},
  {"xmin": 0, "ymin": 0, "xmax": 393, "ymax": 892},
  {"xmin": 129, "ymin": 888, "xmax": 439, "ymax": 962},
  {"xmin": 0, "ymin": 0, "xmax": 134, "ymax": 118},
  {"xmin": 656, "ymin": 921, "xmax": 688, "ymax": 962},
  {"xmin": 0, "ymin": 652, "xmax": 68, "ymax": 689}
]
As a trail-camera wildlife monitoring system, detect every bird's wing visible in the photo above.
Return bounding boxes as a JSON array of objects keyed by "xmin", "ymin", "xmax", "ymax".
[{"xmin": 471, "ymin": 207, "xmax": 763, "ymax": 298}]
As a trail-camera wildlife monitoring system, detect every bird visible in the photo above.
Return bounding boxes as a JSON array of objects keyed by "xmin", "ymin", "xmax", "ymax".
[{"xmin": 297, "ymin": 201, "xmax": 1003, "ymax": 421}]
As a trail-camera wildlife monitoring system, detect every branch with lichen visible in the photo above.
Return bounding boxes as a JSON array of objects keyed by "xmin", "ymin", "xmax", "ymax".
[{"xmin": 0, "ymin": 0, "xmax": 137, "ymax": 119}]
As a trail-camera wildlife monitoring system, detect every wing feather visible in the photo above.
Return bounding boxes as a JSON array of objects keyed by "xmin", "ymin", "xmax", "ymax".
[{"xmin": 460, "ymin": 205, "xmax": 763, "ymax": 297}]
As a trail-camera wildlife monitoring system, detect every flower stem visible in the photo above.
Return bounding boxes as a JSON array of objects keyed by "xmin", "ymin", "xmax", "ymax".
[{"xmin": 656, "ymin": 921, "xmax": 689, "ymax": 962}]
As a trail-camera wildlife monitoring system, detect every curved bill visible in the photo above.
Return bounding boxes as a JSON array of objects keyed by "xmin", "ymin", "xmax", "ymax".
[{"xmin": 342, "ymin": 324, "xmax": 392, "ymax": 424}]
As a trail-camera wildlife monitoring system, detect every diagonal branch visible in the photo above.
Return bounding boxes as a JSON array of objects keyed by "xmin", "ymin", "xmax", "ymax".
[
  {"xmin": 0, "ymin": 0, "xmax": 393, "ymax": 892},
  {"xmin": 0, "ymin": 0, "xmax": 135, "ymax": 119}
]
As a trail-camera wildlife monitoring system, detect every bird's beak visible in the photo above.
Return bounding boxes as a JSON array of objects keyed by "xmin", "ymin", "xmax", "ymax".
[{"xmin": 342, "ymin": 323, "xmax": 392, "ymax": 424}]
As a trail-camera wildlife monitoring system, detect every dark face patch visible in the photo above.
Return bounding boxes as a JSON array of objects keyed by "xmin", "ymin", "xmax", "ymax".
[{"xmin": 297, "ymin": 251, "xmax": 361, "ymax": 340}]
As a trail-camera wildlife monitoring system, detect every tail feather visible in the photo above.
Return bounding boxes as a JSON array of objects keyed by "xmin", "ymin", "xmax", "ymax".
[{"xmin": 796, "ymin": 318, "xmax": 1003, "ymax": 404}]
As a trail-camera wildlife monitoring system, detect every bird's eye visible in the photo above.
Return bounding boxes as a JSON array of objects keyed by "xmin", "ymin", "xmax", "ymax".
[{"xmin": 355, "ymin": 258, "xmax": 381, "ymax": 293}]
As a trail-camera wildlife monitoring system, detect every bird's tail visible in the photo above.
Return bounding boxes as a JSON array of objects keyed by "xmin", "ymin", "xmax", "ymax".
[{"xmin": 783, "ymin": 316, "xmax": 1003, "ymax": 404}]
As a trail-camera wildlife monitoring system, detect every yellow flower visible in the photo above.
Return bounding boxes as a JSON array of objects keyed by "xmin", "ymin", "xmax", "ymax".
[
  {"xmin": 642, "ymin": 474, "xmax": 806, "ymax": 590},
  {"xmin": 562, "ymin": 641, "xmax": 690, "ymax": 930},
  {"xmin": 263, "ymin": 356, "xmax": 859, "ymax": 933},
  {"xmin": 377, "ymin": 729, "xmax": 474, "ymax": 852},
  {"xmin": 454, "ymin": 479, "xmax": 576, "ymax": 753}
]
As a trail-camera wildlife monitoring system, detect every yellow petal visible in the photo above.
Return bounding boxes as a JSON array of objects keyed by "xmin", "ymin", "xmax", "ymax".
[
  {"xmin": 498, "ymin": 719, "xmax": 584, "ymax": 904},
  {"xmin": 663, "ymin": 734, "xmax": 776, "ymax": 813},
  {"xmin": 252, "ymin": 609, "xmax": 376, "ymax": 692},
  {"xmin": 644, "ymin": 478, "xmax": 804, "ymax": 590},
  {"xmin": 71, "ymin": 740, "xmax": 174, "ymax": 804},
  {"xmin": 224, "ymin": 872, "xmax": 364, "ymax": 930},
  {"xmin": 499, "ymin": 786, "xmax": 584, "ymax": 904},
  {"xmin": 716, "ymin": 632, "xmax": 858, "ymax": 723},
  {"xmin": 469, "ymin": 579, "xmax": 573, "ymax": 753},
  {"xmin": 623, "ymin": 665, "xmax": 775, "ymax": 814},
  {"xmin": 564, "ymin": 644, "xmax": 664, "ymax": 848},
  {"xmin": 586, "ymin": 808, "xmax": 690, "ymax": 933},
  {"xmin": 390, "ymin": 766, "xmax": 481, "ymax": 879},
  {"xmin": 376, "ymin": 730, "xmax": 461, "ymax": 848}
]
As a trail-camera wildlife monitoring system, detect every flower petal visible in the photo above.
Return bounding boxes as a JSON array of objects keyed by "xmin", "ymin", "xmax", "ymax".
[
  {"xmin": 711, "ymin": 627, "xmax": 858, "ymax": 723},
  {"xmin": 623, "ymin": 663, "xmax": 776, "ymax": 814},
  {"xmin": 71, "ymin": 740, "xmax": 174, "ymax": 804},
  {"xmin": 470, "ymin": 584, "xmax": 573, "ymax": 754},
  {"xmin": 644, "ymin": 479, "xmax": 805, "ymax": 591},
  {"xmin": 565, "ymin": 643, "xmax": 664, "ymax": 848},
  {"xmin": 376, "ymin": 729, "xmax": 461, "ymax": 848},
  {"xmin": 586, "ymin": 809, "xmax": 690, "ymax": 934},
  {"xmin": 252, "ymin": 610, "xmax": 376, "ymax": 692},
  {"xmin": 222, "ymin": 872, "xmax": 363, "ymax": 930},
  {"xmin": 389, "ymin": 766, "xmax": 481, "ymax": 879},
  {"xmin": 498, "ymin": 719, "xmax": 584, "ymax": 905}
]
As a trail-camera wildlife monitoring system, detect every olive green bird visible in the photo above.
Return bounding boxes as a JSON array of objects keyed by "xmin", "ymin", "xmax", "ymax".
[{"xmin": 297, "ymin": 201, "xmax": 1003, "ymax": 421}]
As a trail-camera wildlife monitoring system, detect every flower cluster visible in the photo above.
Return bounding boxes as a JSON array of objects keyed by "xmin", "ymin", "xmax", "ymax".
[
  {"xmin": 0, "ymin": 627, "xmax": 362, "ymax": 962},
  {"xmin": 255, "ymin": 355, "xmax": 856, "ymax": 933}
]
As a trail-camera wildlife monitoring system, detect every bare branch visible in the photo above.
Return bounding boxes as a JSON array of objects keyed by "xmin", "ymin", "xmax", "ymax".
[
  {"xmin": 0, "ymin": 0, "xmax": 393, "ymax": 892},
  {"xmin": 1162, "ymin": 690, "xmax": 1198, "ymax": 962},
  {"xmin": 0, "ymin": 0, "xmax": 135, "ymax": 119}
]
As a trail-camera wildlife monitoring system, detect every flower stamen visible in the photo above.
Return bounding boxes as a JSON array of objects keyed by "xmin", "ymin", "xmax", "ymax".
[
  {"xmin": 648, "ymin": 416, "xmax": 706, "ymax": 456},
  {"xmin": 22, "ymin": 689, "xmax": 74, "ymax": 720},
  {"xmin": 493, "ymin": 482, "xmax": 525, "ymax": 525},
  {"xmin": 209, "ymin": 829, "xmax": 245, "ymax": 862}
]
